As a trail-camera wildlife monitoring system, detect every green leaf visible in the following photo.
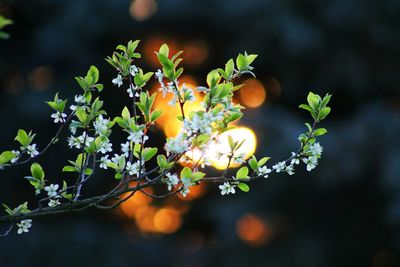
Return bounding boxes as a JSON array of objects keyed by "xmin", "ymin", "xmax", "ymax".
[
  {"xmin": 236, "ymin": 166, "xmax": 249, "ymax": 180},
  {"xmin": 159, "ymin": 44, "xmax": 169, "ymax": 57},
  {"xmin": 150, "ymin": 110, "xmax": 163, "ymax": 122},
  {"xmin": 15, "ymin": 129, "xmax": 30, "ymax": 146},
  {"xmin": 225, "ymin": 59, "xmax": 234, "ymax": 78},
  {"xmin": 299, "ymin": 104, "xmax": 313, "ymax": 113},
  {"xmin": 258, "ymin": 157, "xmax": 270, "ymax": 167},
  {"xmin": 238, "ymin": 183, "xmax": 250, "ymax": 192},
  {"xmin": 122, "ymin": 106, "xmax": 130, "ymax": 119},
  {"xmin": 62, "ymin": 166, "xmax": 77, "ymax": 172},
  {"xmin": 318, "ymin": 107, "xmax": 331, "ymax": 120},
  {"xmin": 192, "ymin": 172, "xmax": 206, "ymax": 182},
  {"xmin": 307, "ymin": 92, "xmax": 320, "ymax": 110},
  {"xmin": 180, "ymin": 167, "xmax": 192, "ymax": 179},
  {"xmin": 248, "ymin": 156, "xmax": 258, "ymax": 170},
  {"xmin": 157, "ymin": 155, "xmax": 168, "ymax": 169},
  {"xmin": 236, "ymin": 53, "xmax": 247, "ymax": 71},
  {"xmin": 30, "ymin": 163, "xmax": 44, "ymax": 180},
  {"xmin": 206, "ymin": 70, "xmax": 221, "ymax": 88},
  {"xmin": 313, "ymin": 128, "xmax": 328, "ymax": 136},
  {"xmin": 143, "ymin": 147, "xmax": 158, "ymax": 161},
  {"xmin": 87, "ymin": 65, "xmax": 99, "ymax": 84},
  {"xmin": 0, "ymin": 151, "xmax": 16, "ymax": 165}
]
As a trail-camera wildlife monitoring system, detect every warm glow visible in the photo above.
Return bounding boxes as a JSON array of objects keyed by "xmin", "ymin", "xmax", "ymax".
[
  {"xmin": 238, "ymin": 78, "xmax": 266, "ymax": 108},
  {"xmin": 120, "ymin": 188, "xmax": 153, "ymax": 219},
  {"xmin": 143, "ymin": 37, "xmax": 178, "ymax": 68},
  {"xmin": 28, "ymin": 65, "xmax": 53, "ymax": 91},
  {"xmin": 237, "ymin": 214, "xmax": 272, "ymax": 246},
  {"xmin": 153, "ymin": 208, "xmax": 182, "ymax": 234},
  {"xmin": 177, "ymin": 183, "xmax": 207, "ymax": 201},
  {"xmin": 129, "ymin": 0, "xmax": 157, "ymax": 21},
  {"xmin": 182, "ymin": 40, "xmax": 208, "ymax": 67},
  {"xmin": 208, "ymin": 127, "xmax": 257, "ymax": 169},
  {"xmin": 152, "ymin": 76, "xmax": 204, "ymax": 137},
  {"xmin": 135, "ymin": 206, "xmax": 157, "ymax": 232}
]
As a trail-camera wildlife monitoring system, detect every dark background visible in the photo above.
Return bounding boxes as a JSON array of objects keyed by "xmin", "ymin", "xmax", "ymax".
[{"xmin": 1, "ymin": 0, "xmax": 400, "ymax": 266}]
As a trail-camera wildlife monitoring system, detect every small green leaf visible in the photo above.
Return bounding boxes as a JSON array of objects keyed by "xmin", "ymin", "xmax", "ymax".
[
  {"xmin": 62, "ymin": 166, "xmax": 77, "ymax": 172},
  {"xmin": 236, "ymin": 166, "xmax": 249, "ymax": 180},
  {"xmin": 30, "ymin": 163, "xmax": 44, "ymax": 180},
  {"xmin": 180, "ymin": 167, "xmax": 192, "ymax": 179},
  {"xmin": 313, "ymin": 128, "xmax": 328, "ymax": 136},
  {"xmin": 143, "ymin": 147, "xmax": 158, "ymax": 161},
  {"xmin": 238, "ymin": 183, "xmax": 250, "ymax": 192},
  {"xmin": 258, "ymin": 157, "xmax": 270, "ymax": 167},
  {"xmin": 15, "ymin": 129, "xmax": 30, "ymax": 146},
  {"xmin": 248, "ymin": 156, "xmax": 258, "ymax": 170},
  {"xmin": 192, "ymin": 172, "xmax": 206, "ymax": 182}
]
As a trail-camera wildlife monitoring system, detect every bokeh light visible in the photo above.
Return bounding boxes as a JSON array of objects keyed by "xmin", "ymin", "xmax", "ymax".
[
  {"xmin": 129, "ymin": 0, "xmax": 157, "ymax": 22},
  {"xmin": 154, "ymin": 207, "xmax": 182, "ymax": 234},
  {"xmin": 208, "ymin": 127, "xmax": 257, "ymax": 169},
  {"xmin": 238, "ymin": 78, "xmax": 266, "ymax": 108},
  {"xmin": 28, "ymin": 65, "xmax": 53, "ymax": 91},
  {"xmin": 236, "ymin": 214, "xmax": 272, "ymax": 246}
]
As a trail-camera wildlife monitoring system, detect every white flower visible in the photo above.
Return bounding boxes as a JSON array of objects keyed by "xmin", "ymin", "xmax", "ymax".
[
  {"xmin": 181, "ymin": 84, "xmax": 195, "ymax": 102},
  {"xmin": 70, "ymin": 95, "xmax": 86, "ymax": 111},
  {"xmin": 98, "ymin": 140, "xmax": 112, "ymax": 154},
  {"xmin": 26, "ymin": 144, "xmax": 39, "ymax": 157},
  {"xmin": 121, "ymin": 142, "xmax": 130, "ymax": 157},
  {"xmin": 303, "ymin": 156, "xmax": 318, "ymax": 171},
  {"xmin": 69, "ymin": 120, "xmax": 79, "ymax": 134},
  {"xmin": 100, "ymin": 155, "xmax": 111, "ymax": 169},
  {"xmin": 51, "ymin": 112, "xmax": 67, "ymax": 123},
  {"xmin": 219, "ymin": 182, "xmax": 236, "ymax": 195},
  {"xmin": 127, "ymin": 130, "xmax": 145, "ymax": 143},
  {"xmin": 112, "ymin": 74, "xmax": 123, "ymax": 87},
  {"xmin": 290, "ymin": 152, "xmax": 300, "ymax": 165},
  {"xmin": 309, "ymin": 143, "xmax": 323, "ymax": 156},
  {"xmin": 165, "ymin": 134, "xmax": 190, "ymax": 154},
  {"xmin": 127, "ymin": 85, "xmax": 137, "ymax": 98},
  {"xmin": 11, "ymin": 150, "xmax": 20, "ymax": 163},
  {"xmin": 272, "ymin": 161, "xmax": 286, "ymax": 173},
  {"xmin": 44, "ymin": 184, "xmax": 59, "ymax": 197},
  {"xmin": 129, "ymin": 65, "xmax": 139, "ymax": 76},
  {"xmin": 93, "ymin": 115, "xmax": 109, "ymax": 136},
  {"xmin": 111, "ymin": 154, "xmax": 125, "ymax": 165},
  {"xmin": 77, "ymin": 132, "xmax": 94, "ymax": 148},
  {"xmin": 48, "ymin": 199, "xmax": 61, "ymax": 207},
  {"xmin": 285, "ymin": 164, "xmax": 295, "ymax": 175},
  {"xmin": 257, "ymin": 166, "xmax": 272, "ymax": 178},
  {"xmin": 180, "ymin": 186, "xmax": 190, "ymax": 197},
  {"xmin": 126, "ymin": 161, "xmax": 140, "ymax": 176},
  {"xmin": 181, "ymin": 177, "xmax": 193, "ymax": 188},
  {"xmin": 155, "ymin": 69, "xmax": 163, "ymax": 83},
  {"xmin": 164, "ymin": 173, "xmax": 179, "ymax": 191},
  {"xmin": 16, "ymin": 219, "xmax": 32, "ymax": 234},
  {"xmin": 232, "ymin": 152, "xmax": 246, "ymax": 164}
]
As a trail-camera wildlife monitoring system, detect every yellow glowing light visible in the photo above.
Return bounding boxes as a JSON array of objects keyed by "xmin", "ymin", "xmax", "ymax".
[
  {"xmin": 236, "ymin": 214, "xmax": 272, "ymax": 246},
  {"xmin": 129, "ymin": 0, "xmax": 157, "ymax": 22},
  {"xmin": 208, "ymin": 127, "xmax": 257, "ymax": 169},
  {"xmin": 238, "ymin": 78, "xmax": 266, "ymax": 108},
  {"xmin": 153, "ymin": 208, "xmax": 182, "ymax": 234},
  {"xmin": 152, "ymin": 76, "xmax": 204, "ymax": 138}
]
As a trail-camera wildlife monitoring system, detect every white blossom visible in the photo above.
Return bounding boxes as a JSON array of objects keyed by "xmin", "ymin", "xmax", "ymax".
[
  {"xmin": 112, "ymin": 74, "xmax": 123, "ymax": 87},
  {"xmin": 155, "ymin": 69, "xmax": 163, "ymax": 83},
  {"xmin": 272, "ymin": 161, "xmax": 286, "ymax": 173},
  {"xmin": 258, "ymin": 166, "xmax": 272, "ymax": 178},
  {"xmin": 129, "ymin": 65, "xmax": 138, "ymax": 76},
  {"xmin": 303, "ymin": 156, "xmax": 318, "ymax": 171},
  {"xmin": 100, "ymin": 155, "xmax": 111, "ymax": 169},
  {"xmin": 70, "ymin": 95, "xmax": 86, "ymax": 111},
  {"xmin": 11, "ymin": 150, "xmax": 20, "ymax": 163},
  {"xmin": 51, "ymin": 112, "xmax": 67, "ymax": 123},
  {"xmin": 285, "ymin": 164, "xmax": 295, "ymax": 175},
  {"xmin": 181, "ymin": 84, "xmax": 195, "ymax": 102},
  {"xmin": 290, "ymin": 152, "xmax": 300, "ymax": 165},
  {"xmin": 16, "ymin": 219, "xmax": 32, "ymax": 234},
  {"xmin": 111, "ymin": 154, "xmax": 125, "ymax": 165},
  {"xmin": 26, "ymin": 144, "xmax": 39, "ymax": 157},
  {"xmin": 165, "ymin": 134, "xmax": 190, "ymax": 154},
  {"xmin": 127, "ymin": 84, "xmax": 139, "ymax": 98},
  {"xmin": 48, "ymin": 199, "xmax": 61, "ymax": 207},
  {"xmin": 127, "ymin": 130, "xmax": 146, "ymax": 143},
  {"xmin": 309, "ymin": 142, "xmax": 323, "ymax": 156},
  {"xmin": 232, "ymin": 152, "xmax": 246, "ymax": 164},
  {"xmin": 219, "ymin": 182, "xmax": 236, "ymax": 195},
  {"xmin": 93, "ymin": 115, "xmax": 109, "ymax": 136},
  {"xmin": 121, "ymin": 142, "xmax": 130, "ymax": 157},
  {"xmin": 126, "ymin": 161, "xmax": 140, "ymax": 176},
  {"xmin": 164, "ymin": 173, "xmax": 179, "ymax": 191},
  {"xmin": 98, "ymin": 139, "xmax": 112, "ymax": 154},
  {"xmin": 44, "ymin": 184, "xmax": 59, "ymax": 197},
  {"xmin": 180, "ymin": 186, "xmax": 190, "ymax": 197}
]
